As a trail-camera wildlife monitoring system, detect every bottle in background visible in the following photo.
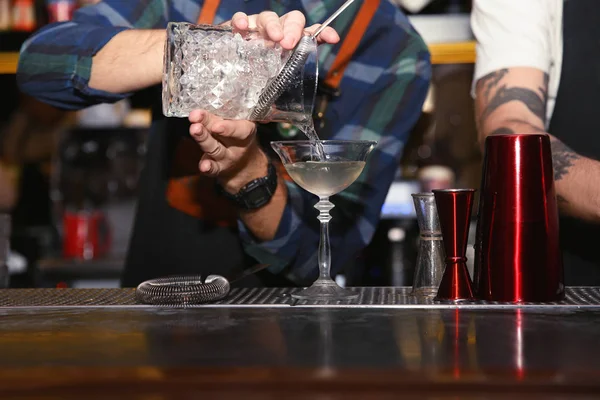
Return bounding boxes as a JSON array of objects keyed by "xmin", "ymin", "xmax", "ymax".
[
  {"xmin": 11, "ymin": 0, "xmax": 36, "ymax": 31},
  {"xmin": 11, "ymin": 0, "xmax": 37, "ymax": 32},
  {"xmin": 46, "ymin": 0, "xmax": 76, "ymax": 23},
  {"xmin": 0, "ymin": 0, "xmax": 11, "ymax": 30}
]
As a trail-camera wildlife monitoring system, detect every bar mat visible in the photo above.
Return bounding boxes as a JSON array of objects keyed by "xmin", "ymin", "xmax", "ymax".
[{"xmin": 0, "ymin": 287, "xmax": 599, "ymax": 308}]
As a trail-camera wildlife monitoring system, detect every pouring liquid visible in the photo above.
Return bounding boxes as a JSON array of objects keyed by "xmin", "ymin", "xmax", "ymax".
[{"xmin": 298, "ymin": 119, "xmax": 326, "ymax": 161}]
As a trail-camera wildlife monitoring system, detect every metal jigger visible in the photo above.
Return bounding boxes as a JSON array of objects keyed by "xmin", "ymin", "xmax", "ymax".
[
  {"xmin": 433, "ymin": 189, "xmax": 476, "ymax": 302},
  {"xmin": 411, "ymin": 193, "xmax": 445, "ymax": 297}
]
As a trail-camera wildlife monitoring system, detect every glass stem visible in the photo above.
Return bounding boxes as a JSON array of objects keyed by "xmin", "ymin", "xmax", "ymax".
[{"xmin": 315, "ymin": 197, "xmax": 334, "ymax": 281}]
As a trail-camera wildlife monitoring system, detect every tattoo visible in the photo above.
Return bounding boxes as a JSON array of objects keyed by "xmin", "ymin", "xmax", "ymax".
[
  {"xmin": 490, "ymin": 127, "xmax": 514, "ymax": 135},
  {"xmin": 503, "ymin": 119, "xmax": 546, "ymax": 133},
  {"xmin": 539, "ymin": 73, "xmax": 549, "ymax": 106},
  {"xmin": 482, "ymin": 86, "xmax": 547, "ymax": 124},
  {"xmin": 550, "ymin": 139, "xmax": 581, "ymax": 181},
  {"xmin": 557, "ymin": 194, "xmax": 569, "ymax": 205},
  {"xmin": 478, "ymin": 69, "xmax": 509, "ymax": 102}
]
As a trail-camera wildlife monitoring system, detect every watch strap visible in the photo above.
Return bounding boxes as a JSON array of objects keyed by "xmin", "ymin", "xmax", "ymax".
[{"xmin": 216, "ymin": 161, "xmax": 278, "ymax": 210}]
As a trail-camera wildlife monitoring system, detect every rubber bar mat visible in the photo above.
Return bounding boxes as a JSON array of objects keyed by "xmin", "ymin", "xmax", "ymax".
[{"xmin": 0, "ymin": 287, "xmax": 599, "ymax": 308}]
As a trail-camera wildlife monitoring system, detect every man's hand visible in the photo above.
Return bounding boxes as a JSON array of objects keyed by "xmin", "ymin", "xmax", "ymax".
[
  {"xmin": 188, "ymin": 110, "xmax": 266, "ymax": 193},
  {"xmin": 226, "ymin": 10, "xmax": 340, "ymax": 49},
  {"xmin": 89, "ymin": 10, "xmax": 338, "ymax": 95},
  {"xmin": 188, "ymin": 10, "xmax": 340, "ymax": 192},
  {"xmin": 189, "ymin": 109, "xmax": 288, "ymax": 241}
]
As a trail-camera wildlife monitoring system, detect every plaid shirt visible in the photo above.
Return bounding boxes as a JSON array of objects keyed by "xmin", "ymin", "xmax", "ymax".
[{"xmin": 17, "ymin": 0, "xmax": 430, "ymax": 283}]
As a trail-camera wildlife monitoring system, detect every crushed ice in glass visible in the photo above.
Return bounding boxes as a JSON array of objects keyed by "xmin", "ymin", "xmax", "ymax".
[{"xmin": 164, "ymin": 24, "xmax": 288, "ymax": 119}]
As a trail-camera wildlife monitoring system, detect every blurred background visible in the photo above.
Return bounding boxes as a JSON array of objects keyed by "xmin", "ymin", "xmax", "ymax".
[{"xmin": 0, "ymin": 0, "xmax": 479, "ymax": 288}]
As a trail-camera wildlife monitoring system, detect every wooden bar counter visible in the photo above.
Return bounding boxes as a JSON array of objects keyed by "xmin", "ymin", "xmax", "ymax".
[{"xmin": 0, "ymin": 287, "xmax": 599, "ymax": 399}]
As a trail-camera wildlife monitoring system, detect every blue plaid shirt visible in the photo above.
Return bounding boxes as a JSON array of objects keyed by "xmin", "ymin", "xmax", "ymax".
[{"xmin": 17, "ymin": 0, "xmax": 430, "ymax": 283}]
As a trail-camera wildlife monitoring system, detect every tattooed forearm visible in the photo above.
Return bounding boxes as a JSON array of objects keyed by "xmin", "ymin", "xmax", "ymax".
[
  {"xmin": 498, "ymin": 119, "xmax": 546, "ymax": 133},
  {"xmin": 481, "ymin": 86, "xmax": 547, "ymax": 123},
  {"xmin": 478, "ymin": 69, "xmax": 509, "ymax": 102},
  {"xmin": 485, "ymin": 121, "xmax": 543, "ymax": 138},
  {"xmin": 490, "ymin": 127, "xmax": 514, "ymax": 135},
  {"xmin": 539, "ymin": 73, "xmax": 550, "ymax": 99},
  {"xmin": 550, "ymin": 139, "xmax": 581, "ymax": 181},
  {"xmin": 489, "ymin": 124, "xmax": 580, "ymax": 183}
]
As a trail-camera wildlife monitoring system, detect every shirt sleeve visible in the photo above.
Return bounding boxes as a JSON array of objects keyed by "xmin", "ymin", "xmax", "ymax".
[
  {"xmin": 471, "ymin": 0, "xmax": 552, "ymax": 94},
  {"xmin": 16, "ymin": 0, "xmax": 169, "ymax": 110},
  {"xmin": 238, "ymin": 6, "xmax": 431, "ymax": 284}
]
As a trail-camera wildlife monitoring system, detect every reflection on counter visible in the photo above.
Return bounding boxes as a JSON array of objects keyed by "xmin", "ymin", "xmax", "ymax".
[{"xmin": 1, "ymin": 305, "xmax": 599, "ymax": 394}]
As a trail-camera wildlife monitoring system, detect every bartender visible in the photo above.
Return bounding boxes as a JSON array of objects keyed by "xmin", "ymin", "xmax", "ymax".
[
  {"xmin": 16, "ymin": 0, "xmax": 430, "ymax": 287},
  {"xmin": 472, "ymin": 0, "xmax": 600, "ymax": 285}
]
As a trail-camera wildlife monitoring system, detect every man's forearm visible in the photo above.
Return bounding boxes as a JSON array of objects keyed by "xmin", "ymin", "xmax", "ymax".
[
  {"xmin": 481, "ymin": 119, "xmax": 600, "ymax": 222},
  {"xmin": 219, "ymin": 150, "xmax": 288, "ymax": 242},
  {"xmin": 475, "ymin": 67, "xmax": 600, "ymax": 222},
  {"xmin": 239, "ymin": 177, "xmax": 288, "ymax": 242},
  {"xmin": 89, "ymin": 29, "xmax": 166, "ymax": 94}
]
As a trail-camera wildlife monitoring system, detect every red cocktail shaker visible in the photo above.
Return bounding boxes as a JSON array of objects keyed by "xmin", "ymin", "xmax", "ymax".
[{"xmin": 474, "ymin": 134, "xmax": 564, "ymax": 302}]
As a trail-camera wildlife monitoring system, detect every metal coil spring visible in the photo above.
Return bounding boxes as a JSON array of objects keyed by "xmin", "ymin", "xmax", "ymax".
[
  {"xmin": 250, "ymin": 35, "xmax": 314, "ymax": 121},
  {"xmin": 135, "ymin": 275, "xmax": 231, "ymax": 307}
]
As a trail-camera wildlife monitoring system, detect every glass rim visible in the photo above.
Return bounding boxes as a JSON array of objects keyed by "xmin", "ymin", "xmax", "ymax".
[
  {"xmin": 271, "ymin": 140, "xmax": 378, "ymax": 146},
  {"xmin": 432, "ymin": 188, "xmax": 476, "ymax": 193},
  {"xmin": 411, "ymin": 192, "xmax": 435, "ymax": 197}
]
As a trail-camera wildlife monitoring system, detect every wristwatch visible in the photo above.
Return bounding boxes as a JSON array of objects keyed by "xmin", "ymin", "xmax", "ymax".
[{"xmin": 216, "ymin": 161, "xmax": 278, "ymax": 210}]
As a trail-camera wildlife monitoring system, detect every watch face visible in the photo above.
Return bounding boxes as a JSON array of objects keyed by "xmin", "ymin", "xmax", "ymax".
[
  {"xmin": 245, "ymin": 186, "xmax": 272, "ymax": 207},
  {"xmin": 233, "ymin": 162, "xmax": 277, "ymax": 209}
]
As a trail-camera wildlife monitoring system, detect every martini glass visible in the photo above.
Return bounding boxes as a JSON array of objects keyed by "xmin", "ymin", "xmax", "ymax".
[{"xmin": 271, "ymin": 140, "xmax": 377, "ymax": 300}]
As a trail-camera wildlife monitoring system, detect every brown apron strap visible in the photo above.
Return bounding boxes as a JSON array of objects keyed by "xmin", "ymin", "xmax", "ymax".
[
  {"xmin": 323, "ymin": 0, "xmax": 380, "ymax": 89},
  {"xmin": 197, "ymin": 0, "xmax": 221, "ymax": 24},
  {"xmin": 166, "ymin": 137, "xmax": 238, "ymax": 225}
]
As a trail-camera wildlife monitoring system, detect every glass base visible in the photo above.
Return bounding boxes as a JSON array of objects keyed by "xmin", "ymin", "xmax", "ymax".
[
  {"xmin": 410, "ymin": 287, "xmax": 439, "ymax": 298},
  {"xmin": 434, "ymin": 296, "xmax": 474, "ymax": 304},
  {"xmin": 292, "ymin": 279, "xmax": 358, "ymax": 301}
]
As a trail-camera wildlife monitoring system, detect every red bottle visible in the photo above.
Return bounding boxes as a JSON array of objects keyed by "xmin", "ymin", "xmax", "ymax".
[
  {"xmin": 46, "ymin": 0, "xmax": 76, "ymax": 23},
  {"xmin": 63, "ymin": 209, "xmax": 111, "ymax": 260},
  {"xmin": 11, "ymin": 0, "xmax": 36, "ymax": 31}
]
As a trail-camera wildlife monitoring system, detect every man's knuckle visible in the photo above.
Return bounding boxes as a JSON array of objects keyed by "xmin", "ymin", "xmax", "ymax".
[
  {"xmin": 193, "ymin": 129, "xmax": 208, "ymax": 142},
  {"xmin": 206, "ymin": 146, "xmax": 221, "ymax": 157}
]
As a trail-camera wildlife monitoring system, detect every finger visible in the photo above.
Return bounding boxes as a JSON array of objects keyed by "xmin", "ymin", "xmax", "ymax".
[
  {"xmin": 188, "ymin": 109, "xmax": 205, "ymax": 124},
  {"xmin": 280, "ymin": 11, "xmax": 305, "ymax": 49},
  {"xmin": 189, "ymin": 109, "xmax": 220, "ymax": 125},
  {"xmin": 198, "ymin": 156, "xmax": 220, "ymax": 177},
  {"xmin": 213, "ymin": 120, "xmax": 257, "ymax": 141},
  {"xmin": 230, "ymin": 12, "xmax": 249, "ymax": 31},
  {"xmin": 193, "ymin": 109, "xmax": 224, "ymax": 133},
  {"xmin": 189, "ymin": 123, "xmax": 227, "ymax": 161},
  {"xmin": 246, "ymin": 14, "xmax": 258, "ymax": 30},
  {"xmin": 305, "ymin": 24, "xmax": 340, "ymax": 45},
  {"xmin": 256, "ymin": 11, "xmax": 283, "ymax": 42}
]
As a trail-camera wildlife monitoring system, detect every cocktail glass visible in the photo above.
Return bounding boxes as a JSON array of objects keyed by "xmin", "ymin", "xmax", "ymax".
[{"xmin": 271, "ymin": 140, "xmax": 377, "ymax": 300}]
